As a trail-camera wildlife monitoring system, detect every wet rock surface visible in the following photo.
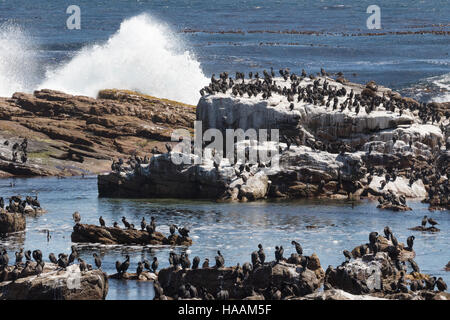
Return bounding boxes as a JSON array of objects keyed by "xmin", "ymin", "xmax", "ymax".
[
  {"xmin": 0, "ymin": 211, "xmax": 25, "ymax": 233},
  {"xmin": 71, "ymin": 223, "xmax": 193, "ymax": 246}
]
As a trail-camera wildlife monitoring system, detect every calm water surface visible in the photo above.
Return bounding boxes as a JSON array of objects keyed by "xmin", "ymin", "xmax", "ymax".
[{"xmin": 0, "ymin": 176, "xmax": 448, "ymax": 299}]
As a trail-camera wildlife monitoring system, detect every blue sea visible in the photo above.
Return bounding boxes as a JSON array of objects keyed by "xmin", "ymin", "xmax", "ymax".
[{"xmin": 0, "ymin": 0, "xmax": 449, "ymax": 104}]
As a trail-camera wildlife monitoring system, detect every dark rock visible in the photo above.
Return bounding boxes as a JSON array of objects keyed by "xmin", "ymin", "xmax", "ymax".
[
  {"xmin": 71, "ymin": 223, "xmax": 192, "ymax": 246},
  {"xmin": 0, "ymin": 211, "xmax": 25, "ymax": 233},
  {"xmin": 0, "ymin": 263, "xmax": 108, "ymax": 300},
  {"xmin": 408, "ymin": 226, "xmax": 440, "ymax": 232}
]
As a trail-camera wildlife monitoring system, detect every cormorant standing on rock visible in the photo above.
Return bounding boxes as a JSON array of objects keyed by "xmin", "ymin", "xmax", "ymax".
[
  {"xmin": 68, "ymin": 246, "xmax": 77, "ymax": 265},
  {"xmin": 141, "ymin": 217, "xmax": 146, "ymax": 230},
  {"xmin": 49, "ymin": 253, "xmax": 57, "ymax": 264},
  {"xmin": 99, "ymin": 216, "xmax": 105, "ymax": 227},
  {"xmin": 15, "ymin": 249, "xmax": 23, "ymax": 265},
  {"xmin": 383, "ymin": 226, "xmax": 392, "ymax": 240},
  {"xmin": 343, "ymin": 250, "xmax": 352, "ymax": 261},
  {"xmin": 251, "ymin": 251, "xmax": 260, "ymax": 267},
  {"xmin": 35, "ymin": 261, "xmax": 44, "ymax": 277},
  {"xmin": 32, "ymin": 250, "xmax": 42, "ymax": 263},
  {"xmin": 275, "ymin": 246, "xmax": 284, "ymax": 263},
  {"xmin": 78, "ymin": 258, "xmax": 87, "ymax": 272},
  {"xmin": 152, "ymin": 257, "xmax": 159, "ymax": 273},
  {"xmin": 436, "ymin": 277, "xmax": 447, "ymax": 292},
  {"xmin": 118, "ymin": 255, "xmax": 130, "ymax": 275},
  {"xmin": 136, "ymin": 262, "xmax": 144, "ymax": 277},
  {"xmin": 409, "ymin": 259, "xmax": 420, "ymax": 273},
  {"xmin": 422, "ymin": 216, "xmax": 428, "ymax": 227},
  {"xmin": 192, "ymin": 256, "xmax": 200, "ymax": 270},
  {"xmin": 215, "ymin": 251, "xmax": 224, "ymax": 268},
  {"xmin": 72, "ymin": 211, "xmax": 81, "ymax": 223},
  {"xmin": 150, "ymin": 217, "xmax": 156, "ymax": 231},
  {"xmin": 121, "ymin": 216, "xmax": 130, "ymax": 229},
  {"xmin": 427, "ymin": 217, "xmax": 439, "ymax": 226},
  {"xmin": 202, "ymin": 258, "xmax": 209, "ymax": 268},
  {"xmin": 93, "ymin": 253, "xmax": 102, "ymax": 269},
  {"xmin": 391, "ymin": 234, "xmax": 398, "ymax": 247},
  {"xmin": 369, "ymin": 232, "xmax": 378, "ymax": 245},
  {"xmin": 406, "ymin": 236, "xmax": 415, "ymax": 250},
  {"xmin": 178, "ymin": 226, "xmax": 190, "ymax": 238},
  {"xmin": 291, "ymin": 240, "xmax": 303, "ymax": 255},
  {"xmin": 57, "ymin": 254, "xmax": 68, "ymax": 270},
  {"xmin": 169, "ymin": 224, "xmax": 177, "ymax": 235},
  {"xmin": 257, "ymin": 244, "xmax": 265, "ymax": 264}
]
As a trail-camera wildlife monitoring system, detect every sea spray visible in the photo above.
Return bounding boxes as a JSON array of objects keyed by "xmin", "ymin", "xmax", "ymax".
[
  {"xmin": 430, "ymin": 73, "xmax": 450, "ymax": 103},
  {"xmin": 0, "ymin": 23, "xmax": 39, "ymax": 97},
  {"xmin": 39, "ymin": 14, "xmax": 208, "ymax": 104}
]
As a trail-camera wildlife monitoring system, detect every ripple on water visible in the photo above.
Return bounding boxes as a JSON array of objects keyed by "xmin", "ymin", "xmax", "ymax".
[{"xmin": 0, "ymin": 177, "xmax": 448, "ymax": 299}]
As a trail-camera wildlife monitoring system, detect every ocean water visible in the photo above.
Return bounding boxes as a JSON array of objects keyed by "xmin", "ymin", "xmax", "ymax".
[
  {"xmin": 0, "ymin": 176, "xmax": 448, "ymax": 299},
  {"xmin": 0, "ymin": 0, "xmax": 449, "ymax": 103}
]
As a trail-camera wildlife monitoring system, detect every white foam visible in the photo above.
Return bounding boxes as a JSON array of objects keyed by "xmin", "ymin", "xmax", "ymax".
[
  {"xmin": 430, "ymin": 73, "xmax": 450, "ymax": 102},
  {"xmin": 0, "ymin": 23, "xmax": 39, "ymax": 96},
  {"xmin": 39, "ymin": 14, "xmax": 208, "ymax": 104}
]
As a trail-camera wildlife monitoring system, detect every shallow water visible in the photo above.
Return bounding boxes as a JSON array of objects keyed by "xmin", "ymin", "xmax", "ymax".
[{"xmin": 0, "ymin": 176, "xmax": 448, "ymax": 299}]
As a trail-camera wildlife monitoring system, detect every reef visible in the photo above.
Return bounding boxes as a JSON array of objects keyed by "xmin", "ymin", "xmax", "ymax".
[
  {"xmin": 156, "ymin": 254, "xmax": 325, "ymax": 300},
  {"xmin": 0, "ymin": 263, "xmax": 108, "ymax": 300},
  {"xmin": 98, "ymin": 75, "xmax": 449, "ymax": 210},
  {"xmin": 0, "ymin": 89, "xmax": 195, "ymax": 177},
  {"xmin": 408, "ymin": 226, "xmax": 440, "ymax": 232},
  {"xmin": 71, "ymin": 223, "xmax": 193, "ymax": 246}
]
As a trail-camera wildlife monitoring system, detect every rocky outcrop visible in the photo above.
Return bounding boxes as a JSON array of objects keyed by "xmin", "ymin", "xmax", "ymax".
[
  {"xmin": 0, "ymin": 89, "xmax": 195, "ymax": 177},
  {"xmin": 0, "ymin": 211, "xmax": 25, "ymax": 233},
  {"xmin": 98, "ymin": 76, "xmax": 448, "ymax": 207},
  {"xmin": 376, "ymin": 203, "xmax": 412, "ymax": 211},
  {"xmin": 0, "ymin": 263, "xmax": 108, "ymax": 300},
  {"xmin": 108, "ymin": 271, "xmax": 157, "ymax": 281},
  {"xmin": 157, "ymin": 255, "xmax": 324, "ymax": 300},
  {"xmin": 71, "ymin": 223, "xmax": 192, "ymax": 246},
  {"xmin": 295, "ymin": 288, "xmax": 387, "ymax": 300},
  {"xmin": 322, "ymin": 232, "xmax": 449, "ymax": 300},
  {"xmin": 408, "ymin": 226, "xmax": 440, "ymax": 232}
]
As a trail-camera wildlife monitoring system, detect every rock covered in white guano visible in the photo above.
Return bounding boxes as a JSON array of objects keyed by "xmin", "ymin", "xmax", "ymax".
[{"xmin": 0, "ymin": 263, "xmax": 108, "ymax": 300}]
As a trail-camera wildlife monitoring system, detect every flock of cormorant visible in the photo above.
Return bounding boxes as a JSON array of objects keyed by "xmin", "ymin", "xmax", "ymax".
[
  {"xmin": 200, "ymin": 68, "xmax": 449, "ymax": 129},
  {"xmin": 0, "ymin": 194, "xmax": 41, "ymax": 214},
  {"xmin": 2, "ymin": 138, "xmax": 28, "ymax": 164}
]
